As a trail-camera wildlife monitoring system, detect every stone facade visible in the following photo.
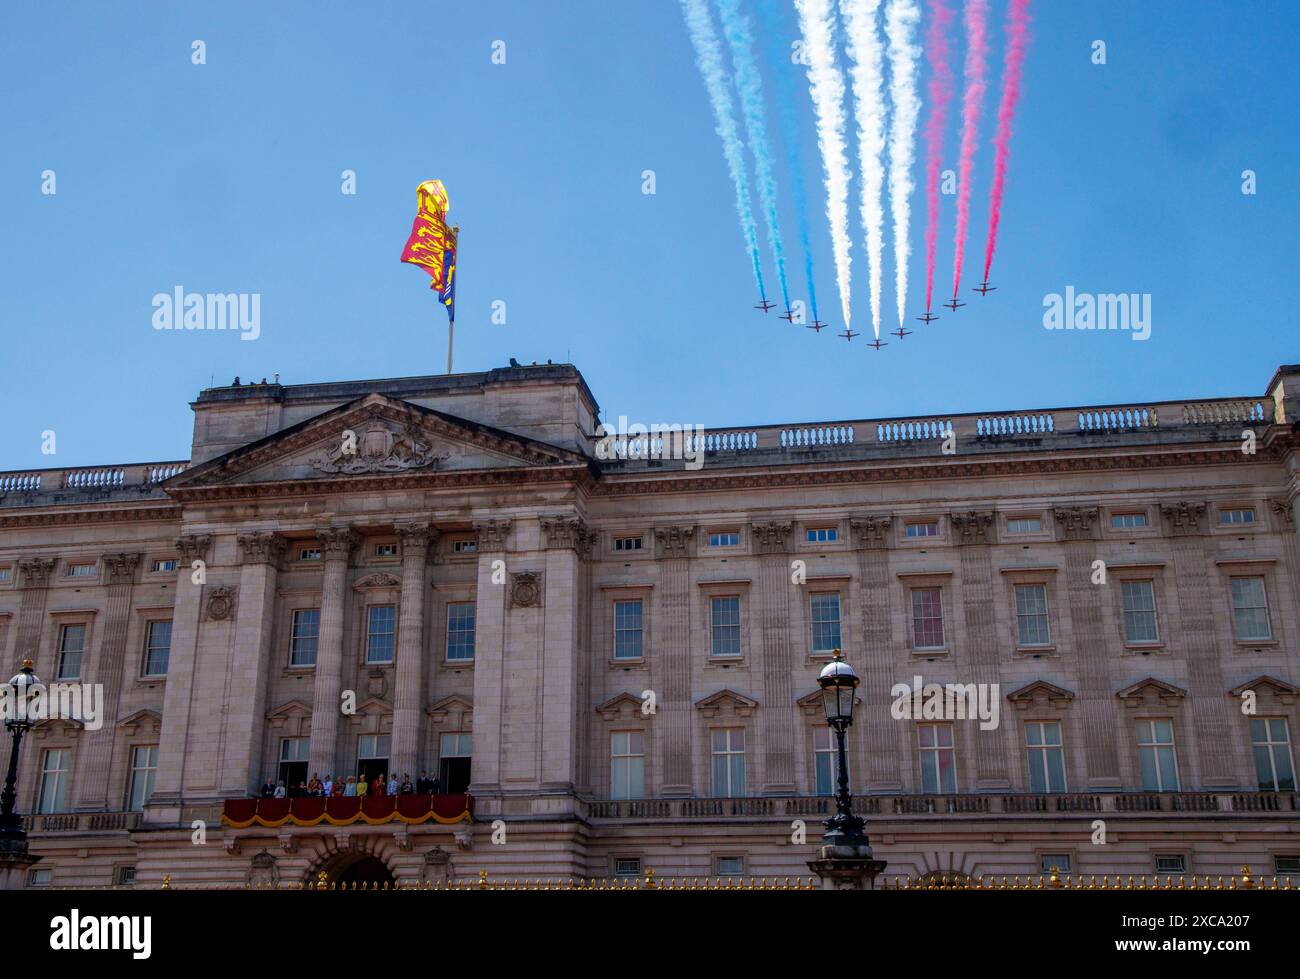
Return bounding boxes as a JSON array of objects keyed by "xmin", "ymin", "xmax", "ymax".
[{"xmin": 2, "ymin": 362, "xmax": 1300, "ymax": 887}]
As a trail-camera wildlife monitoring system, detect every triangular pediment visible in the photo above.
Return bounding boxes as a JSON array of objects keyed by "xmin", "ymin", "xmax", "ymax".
[
  {"xmin": 1229, "ymin": 675, "xmax": 1299, "ymax": 700},
  {"xmin": 1116, "ymin": 676, "xmax": 1187, "ymax": 706},
  {"xmin": 1006, "ymin": 680, "xmax": 1075, "ymax": 707},
  {"xmin": 694, "ymin": 689, "xmax": 759, "ymax": 716},
  {"xmin": 595, "ymin": 692, "xmax": 645, "ymax": 719},
  {"xmin": 168, "ymin": 394, "xmax": 588, "ymax": 492}
]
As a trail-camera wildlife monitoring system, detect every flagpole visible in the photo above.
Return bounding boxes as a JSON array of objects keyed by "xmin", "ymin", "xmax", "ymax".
[{"xmin": 446, "ymin": 319, "xmax": 454, "ymax": 375}]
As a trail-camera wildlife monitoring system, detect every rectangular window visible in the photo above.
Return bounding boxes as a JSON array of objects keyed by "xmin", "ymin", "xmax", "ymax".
[
  {"xmin": 810, "ymin": 593, "xmax": 842, "ymax": 654},
  {"xmin": 127, "ymin": 745, "xmax": 158, "ymax": 811},
  {"xmin": 358, "ymin": 733, "xmax": 391, "ymax": 784},
  {"xmin": 1007, "ymin": 517, "xmax": 1042, "ymax": 534},
  {"xmin": 0, "ymin": 567, "xmax": 11, "ymax": 582},
  {"xmin": 709, "ymin": 596, "xmax": 742, "ymax": 658},
  {"xmin": 1121, "ymin": 580, "xmax": 1159, "ymax": 643},
  {"xmin": 151, "ymin": 559, "xmax": 176, "ymax": 573},
  {"xmin": 38, "ymin": 748, "xmax": 71, "ymax": 813},
  {"xmin": 610, "ymin": 730, "xmax": 645, "ymax": 799},
  {"xmin": 289, "ymin": 609, "xmax": 320, "ymax": 667},
  {"xmin": 905, "ymin": 521, "xmax": 939, "ymax": 539},
  {"xmin": 438, "ymin": 732, "xmax": 471, "ymax": 794},
  {"xmin": 806, "ymin": 527, "xmax": 838, "ymax": 543},
  {"xmin": 708, "ymin": 531, "xmax": 740, "ymax": 548},
  {"xmin": 374, "ymin": 542, "xmax": 398, "ymax": 557},
  {"xmin": 298, "ymin": 547, "xmax": 322, "ymax": 561},
  {"xmin": 1275, "ymin": 855, "xmax": 1300, "ymax": 875},
  {"xmin": 28, "ymin": 869, "xmax": 53, "ymax": 887},
  {"xmin": 1231, "ymin": 577, "xmax": 1272, "ymax": 640},
  {"xmin": 278, "ymin": 737, "xmax": 309, "ymax": 790},
  {"xmin": 365, "ymin": 605, "xmax": 396, "ymax": 664},
  {"xmin": 613, "ymin": 857, "xmax": 643, "ymax": 877},
  {"xmin": 613, "ymin": 536, "xmax": 643, "ymax": 552},
  {"xmin": 57, "ymin": 624, "xmax": 86, "ymax": 681},
  {"xmin": 1220, "ymin": 508, "xmax": 1256, "ymax": 525},
  {"xmin": 1014, "ymin": 584, "xmax": 1051, "ymax": 646},
  {"xmin": 1111, "ymin": 512, "xmax": 1149, "ymax": 529},
  {"xmin": 716, "ymin": 856, "xmax": 745, "ymax": 876},
  {"xmin": 67, "ymin": 563, "xmax": 96, "ymax": 578},
  {"xmin": 613, "ymin": 599, "xmax": 643, "ymax": 660},
  {"xmin": 1250, "ymin": 718, "xmax": 1295, "ymax": 792},
  {"xmin": 1136, "ymin": 719, "xmax": 1179, "ymax": 791},
  {"xmin": 1041, "ymin": 854, "xmax": 1072, "ymax": 874},
  {"xmin": 919, "ymin": 724, "xmax": 956, "ymax": 794},
  {"xmin": 1154, "ymin": 855, "xmax": 1186, "ymax": 875},
  {"xmin": 910, "ymin": 588, "xmax": 944, "ymax": 649},
  {"xmin": 813, "ymin": 727, "xmax": 835, "ymax": 796},
  {"xmin": 710, "ymin": 728, "xmax": 746, "ymax": 797},
  {"xmin": 143, "ymin": 620, "xmax": 172, "ymax": 676},
  {"xmin": 451, "ymin": 539, "xmax": 477, "ymax": 554},
  {"xmin": 117, "ymin": 867, "xmax": 137, "ymax": 886},
  {"xmin": 1025, "ymin": 720, "xmax": 1066, "ymax": 793},
  {"xmin": 446, "ymin": 602, "xmax": 476, "ymax": 661}
]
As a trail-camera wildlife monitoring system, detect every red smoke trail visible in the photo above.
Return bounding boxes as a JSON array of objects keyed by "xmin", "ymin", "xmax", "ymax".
[
  {"xmin": 922, "ymin": 0, "xmax": 955, "ymax": 313},
  {"xmin": 950, "ymin": 0, "xmax": 988, "ymax": 299},
  {"xmin": 981, "ymin": 0, "xmax": 1031, "ymax": 285}
]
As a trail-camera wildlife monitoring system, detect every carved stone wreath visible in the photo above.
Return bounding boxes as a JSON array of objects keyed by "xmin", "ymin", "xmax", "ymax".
[
  {"xmin": 205, "ymin": 585, "xmax": 237, "ymax": 621},
  {"xmin": 509, "ymin": 571, "xmax": 543, "ymax": 609}
]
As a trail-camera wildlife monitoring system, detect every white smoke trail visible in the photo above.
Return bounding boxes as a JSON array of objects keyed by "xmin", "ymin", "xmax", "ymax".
[
  {"xmin": 840, "ymin": 0, "xmax": 886, "ymax": 338},
  {"xmin": 679, "ymin": 0, "xmax": 767, "ymax": 298},
  {"xmin": 885, "ymin": 0, "xmax": 922, "ymax": 327},
  {"xmin": 794, "ymin": 0, "xmax": 853, "ymax": 327},
  {"xmin": 718, "ymin": 0, "xmax": 789, "ymax": 310}
]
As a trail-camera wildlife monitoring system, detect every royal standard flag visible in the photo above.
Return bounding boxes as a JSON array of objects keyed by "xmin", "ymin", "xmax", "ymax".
[{"xmin": 400, "ymin": 179, "xmax": 458, "ymax": 323}]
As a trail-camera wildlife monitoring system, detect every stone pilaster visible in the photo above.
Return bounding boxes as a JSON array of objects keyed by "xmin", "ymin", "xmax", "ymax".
[
  {"xmin": 849, "ymin": 516, "xmax": 900, "ymax": 791},
  {"xmin": 15, "ymin": 558, "xmax": 55, "ymax": 676},
  {"xmin": 389, "ymin": 523, "xmax": 435, "ymax": 780},
  {"xmin": 1053, "ymin": 506, "xmax": 1121, "ymax": 787},
  {"xmin": 950, "ymin": 510, "xmax": 1008, "ymax": 788},
  {"xmin": 75, "ymin": 552, "xmax": 141, "ymax": 809},
  {"xmin": 1160, "ymin": 501, "xmax": 1235, "ymax": 786},
  {"xmin": 467, "ymin": 520, "xmax": 511, "ymax": 794},
  {"xmin": 654, "ymin": 525, "xmax": 695, "ymax": 796},
  {"xmin": 308, "ymin": 528, "xmax": 358, "ymax": 779},
  {"xmin": 751, "ymin": 520, "xmax": 796, "ymax": 794},
  {"xmin": 540, "ymin": 516, "xmax": 593, "ymax": 792},
  {"xmin": 217, "ymin": 532, "xmax": 287, "ymax": 795},
  {"xmin": 148, "ymin": 534, "xmax": 211, "ymax": 816}
]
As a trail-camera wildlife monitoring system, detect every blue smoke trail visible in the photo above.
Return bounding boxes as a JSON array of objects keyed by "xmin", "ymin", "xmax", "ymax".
[
  {"xmin": 717, "ymin": 0, "xmax": 789, "ymax": 312},
  {"xmin": 756, "ymin": 0, "xmax": 819, "ymax": 322},
  {"xmin": 679, "ymin": 0, "xmax": 767, "ymax": 299}
]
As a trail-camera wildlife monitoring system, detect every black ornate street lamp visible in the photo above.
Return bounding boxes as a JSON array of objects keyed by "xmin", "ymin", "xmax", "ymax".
[
  {"xmin": 0, "ymin": 660, "xmax": 41, "ymax": 851},
  {"xmin": 816, "ymin": 648, "xmax": 869, "ymax": 848}
]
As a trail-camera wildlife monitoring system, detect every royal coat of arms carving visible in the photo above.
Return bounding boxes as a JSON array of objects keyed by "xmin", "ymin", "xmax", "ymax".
[{"xmin": 308, "ymin": 422, "xmax": 447, "ymax": 475}]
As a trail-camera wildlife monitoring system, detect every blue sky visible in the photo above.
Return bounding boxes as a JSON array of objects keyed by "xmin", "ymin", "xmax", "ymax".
[{"xmin": 1, "ymin": 0, "xmax": 1296, "ymax": 468}]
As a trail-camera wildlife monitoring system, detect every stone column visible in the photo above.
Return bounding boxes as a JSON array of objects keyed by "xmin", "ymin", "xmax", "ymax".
[
  {"xmin": 1054, "ymin": 507, "xmax": 1123, "ymax": 787},
  {"xmin": 467, "ymin": 519, "xmax": 512, "ymax": 796},
  {"xmin": 219, "ymin": 532, "xmax": 286, "ymax": 795},
  {"xmin": 1160, "ymin": 501, "xmax": 1235, "ymax": 787},
  {"xmin": 540, "ymin": 516, "xmax": 597, "ymax": 794},
  {"xmin": 148, "ymin": 534, "xmax": 211, "ymax": 820},
  {"xmin": 850, "ymin": 516, "xmax": 901, "ymax": 791},
  {"xmin": 389, "ymin": 523, "xmax": 435, "ymax": 780},
  {"xmin": 653, "ymin": 526, "xmax": 695, "ymax": 797},
  {"xmin": 950, "ymin": 511, "xmax": 1009, "ymax": 789},
  {"xmin": 308, "ymin": 527, "xmax": 358, "ymax": 779},
  {"xmin": 752, "ymin": 520, "xmax": 796, "ymax": 795},
  {"xmin": 14, "ymin": 558, "xmax": 55, "ymax": 673},
  {"xmin": 75, "ymin": 552, "xmax": 140, "ymax": 810}
]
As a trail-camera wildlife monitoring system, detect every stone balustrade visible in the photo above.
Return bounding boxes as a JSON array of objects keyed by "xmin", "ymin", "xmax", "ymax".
[
  {"xmin": 585, "ymin": 791, "xmax": 1297, "ymax": 821},
  {"xmin": 0, "ymin": 461, "xmax": 189, "ymax": 502}
]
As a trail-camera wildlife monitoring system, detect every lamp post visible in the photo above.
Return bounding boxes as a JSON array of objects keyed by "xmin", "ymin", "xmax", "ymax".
[
  {"xmin": 0, "ymin": 660, "xmax": 42, "ymax": 888},
  {"xmin": 807, "ymin": 649, "xmax": 887, "ymax": 889}
]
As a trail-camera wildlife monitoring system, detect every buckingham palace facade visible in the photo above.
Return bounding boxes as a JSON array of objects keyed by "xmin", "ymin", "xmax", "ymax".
[{"xmin": 3, "ymin": 360, "xmax": 1300, "ymax": 887}]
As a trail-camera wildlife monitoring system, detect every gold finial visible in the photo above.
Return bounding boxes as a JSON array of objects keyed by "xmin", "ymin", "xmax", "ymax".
[
  {"xmin": 161, "ymin": 874, "xmax": 171, "ymax": 890},
  {"xmin": 478, "ymin": 868, "xmax": 489, "ymax": 889},
  {"xmin": 20, "ymin": 659, "xmax": 33, "ymax": 670},
  {"xmin": 831, "ymin": 647, "xmax": 843, "ymax": 660}
]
